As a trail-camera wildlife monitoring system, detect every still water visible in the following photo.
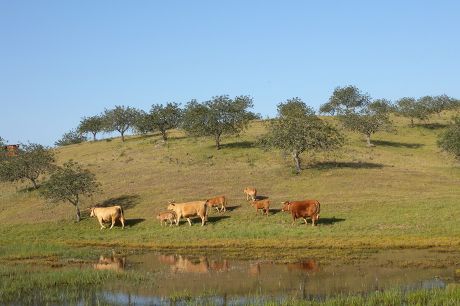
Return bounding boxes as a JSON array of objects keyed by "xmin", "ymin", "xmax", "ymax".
[{"xmin": 89, "ymin": 249, "xmax": 458, "ymax": 304}]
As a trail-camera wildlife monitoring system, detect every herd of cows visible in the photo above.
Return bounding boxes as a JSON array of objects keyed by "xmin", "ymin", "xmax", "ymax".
[{"xmin": 89, "ymin": 187, "xmax": 321, "ymax": 229}]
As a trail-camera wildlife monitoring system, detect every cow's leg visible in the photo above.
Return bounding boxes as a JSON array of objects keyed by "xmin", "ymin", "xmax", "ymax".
[
  {"xmin": 201, "ymin": 215, "xmax": 205, "ymax": 226},
  {"xmin": 110, "ymin": 217, "xmax": 115, "ymax": 229},
  {"xmin": 98, "ymin": 217, "xmax": 106, "ymax": 230},
  {"xmin": 187, "ymin": 218, "xmax": 192, "ymax": 226},
  {"xmin": 221, "ymin": 204, "xmax": 226, "ymax": 212},
  {"xmin": 303, "ymin": 218, "xmax": 308, "ymax": 225},
  {"xmin": 120, "ymin": 217, "xmax": 125, "ymax": 229},
  {"xmin": 312, "ymin": 217, "xmax": 316, "ymax": 226}
]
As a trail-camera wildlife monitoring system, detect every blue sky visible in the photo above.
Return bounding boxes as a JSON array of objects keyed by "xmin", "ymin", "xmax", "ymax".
[{"xmin": 1, "ymin": 0, "xmax": 459, "ymax": 145}]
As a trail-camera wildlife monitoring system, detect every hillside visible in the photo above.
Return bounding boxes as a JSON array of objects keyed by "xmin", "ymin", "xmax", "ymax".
[{"xmin": 0, "ymin": 115, "xmax": 459, "ymax": 256}]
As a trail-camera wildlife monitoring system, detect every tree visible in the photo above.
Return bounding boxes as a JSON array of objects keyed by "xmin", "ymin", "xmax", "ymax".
[
  {"xmin": 149, "ymin": 103, "xmax": 183, "ymax": 141},
  {"xmin": 0, "ymin": 143, "xmax": 55, "ymax": 189},
  {"xmin": 40, "ymin": 160, "xmax": 100, "ymax": 222},
  {"xmin": 426, "ymin": 95, "xmax": 458, "ymax": 117},
  {"xmin": 103, "ymin": 106, "xmax": 140, "ymax": 142},
  {"xmin": 437, "ymin": 117, "xmax": 460, "ymax": 158},
  {"xmin": 132, "ymin": 110, "xmax": 153, "ymax": 135},
  {"xmin": 78, "ymin": 115, "xmax": 105, "ymax": 141},
  {"xmin": 321, "ymin": 86, "xmax": 393, "ymax": 146},
  {"xmin": 396, "ymin": 97, "xmax": 435, "ymax": 126},
  {"xmin": 182, "ymin": 95, "xmax": 255, "ymax": 149},
  {"xmin": 55, "ymin": 129, "xmax": 87, "ymax": 146},
  {"xmin": 260, "ymin": 98, "xmax": 344, "ymax": 173}
]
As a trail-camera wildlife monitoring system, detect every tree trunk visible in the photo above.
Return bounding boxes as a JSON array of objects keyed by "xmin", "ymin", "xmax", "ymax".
[
  {"xmin": 30, "ymin": 178, "xmax": 38, "ymax": 189},
  {"xmin": 292, "ymin": 152, "xmax": 301, "ymax": 174},
  {"xmin": 365, "ymin": 134, "xmax": 373, "ymax": 147},
  {"xmin": 215, "ymin": 134, "xmax": 221, "ymax": 150},
  {"xmin": 161, "ymin": 130, "xmax": 168, "ymax": 141},
  {"xmin": 121, "ymin": 131, "xmax": 125, "ymax": 142},
  {"xmin": 410, "ymin": 118, "xmax": 414, "ymax": 127},
  {"xmin": 75, "ymin": 205, "xmax": 81, "ymax": 222},
  {"xmin": 92, "ymin": 132, "xmax": 97, "ymax": 141}
]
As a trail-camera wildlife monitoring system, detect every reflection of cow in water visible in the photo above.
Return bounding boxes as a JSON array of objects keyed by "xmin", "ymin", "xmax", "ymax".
[
  {"xmin": 248, "ymin": 259, "xmax": 318, "ymax": 276},
  {"xmin": 157, "ymin": 255, "xmax": 230, "ymax": 273},
  {"xmin": 93, "ymin": 252, "xmax": 126, "ymax": 272},
  {"xmin": 286, "ymin": 259, "xmax": 319, "ymax": 272}
]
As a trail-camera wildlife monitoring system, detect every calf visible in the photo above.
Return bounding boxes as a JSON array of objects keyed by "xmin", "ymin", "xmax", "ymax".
[
  {"xmin": 251, "ymin": 199, "xmax": 270, "ymax": 216},
  {"xmin": 90, "ymin": 206, "xmax": 125, "ymax": 229},
  {"xmin": 206, "ymin": 195, "xmax": 227, "ymax": 212},
  {"xmin": 167, "ymin": 200, "xmax": 207, "ymax": 226},
  {"xmin": 244, "ymin": 187, "xmax": 257, "ymax": 201},
  {"xmin": 156, "ymin": 211, "xmax": 177, "ymax": 226},
  {"xmin": 281, "ymin": 200, "xmax": 320, "ymax": 226}
]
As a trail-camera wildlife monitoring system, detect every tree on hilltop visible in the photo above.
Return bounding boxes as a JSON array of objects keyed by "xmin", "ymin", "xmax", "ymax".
[
  {"xmin": 78, "ymin": 115, "xmax": 105, "ymax": 141},
  {"xmin": 182, "ymin": 95, "xmax": 256, "ymax": 149},
  {"xmin": 103, "ymin": 106, "xmax": 140, "ymax": 142},
  {"xmin": 260, "ymin": 98, "xmax": 344, "ymax": 173}
]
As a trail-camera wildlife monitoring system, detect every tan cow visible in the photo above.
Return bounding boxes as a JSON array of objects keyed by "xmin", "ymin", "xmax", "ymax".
[
  {"xmin": 167, "ymin": 201, "xmax": 207, "ymax": 226},
  {"xmin": 207, "ymin": 195, "xmax": 227, "ymax": 212},
  {"xmin": 244, "ymin": 187, "xmax": 257, "ymax": 201},
  {"xmin": 251, "ymin": 199, "xmax": 270, "ymax": 216},
  {"xmin": 156, "ymin": 211, "xmax": 177, "ymax": 226},
  {"xmin": 90, "ymin": 206, "xmax": 126, "ymax": 229}
]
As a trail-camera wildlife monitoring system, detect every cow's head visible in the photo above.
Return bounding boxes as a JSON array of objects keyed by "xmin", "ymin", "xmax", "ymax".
[
  {"xmin": 281, "ymin": 201, "xmax": 291, "ymax": 211},
  {"xmin": 89, "ymin": 207, "xmax": 96, "ymax": 217},
  {"xmin": 167, "ymin": 202, "xmax": 176, "ymax": 211}
]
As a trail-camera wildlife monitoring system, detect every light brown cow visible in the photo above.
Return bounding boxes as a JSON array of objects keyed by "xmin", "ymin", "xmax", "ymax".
[
  {"xmin": 251, "ymin": 199, "xmax": 270, "ymax": 216},
  {"xmin": 90, "ymin": 206, "xmax": 126, "ymax": 229},
  {"xmin": 156, "ymin": 211, "xmax": 177, "ymax": 226},
  {"xmin": 167, "ymin": 201, "xmax": 207, "ymax": 226},
  {"xmin": 281, "ymin": 200, "xmax": 320, "ymax": 226},
  {"xmin": 207, "ymin": 195, "xmax": 227, "ymax": 212},
  {"xmin": 244, "ymin": 187, "xmax": 257, "ymax": 201}
]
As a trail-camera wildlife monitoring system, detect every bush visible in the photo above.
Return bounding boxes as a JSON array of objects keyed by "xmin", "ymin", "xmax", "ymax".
[
  {"xmin": 55, "ymin": 130, "xmax": 87, "ymax": 147},
  {"xmin": 438, "ymin": 117, "xmax": 460, "ymax": 158}
]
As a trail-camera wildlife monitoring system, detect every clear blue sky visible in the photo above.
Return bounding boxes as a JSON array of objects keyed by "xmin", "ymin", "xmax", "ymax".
[{"xmin": 1, "ymin": 0, "xmax": 459, "ymax": 145}]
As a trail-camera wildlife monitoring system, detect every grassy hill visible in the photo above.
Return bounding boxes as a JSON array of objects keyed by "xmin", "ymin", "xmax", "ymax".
[{"xmin": 0, "ymin": 115, "xmax": 459, "ymax": 260}]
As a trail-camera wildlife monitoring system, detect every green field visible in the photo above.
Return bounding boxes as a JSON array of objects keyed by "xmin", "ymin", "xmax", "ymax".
[{"xmin": 1, "ymin": 115, "xmax": 460, "ymax": 257}]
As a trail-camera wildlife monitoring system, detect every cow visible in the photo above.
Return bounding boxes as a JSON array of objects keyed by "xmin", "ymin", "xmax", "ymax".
[
  {"xmin": 156, "ymin": 211, "xmax": 177, "ymax": 226},
  {"xmin": 281, "ymin": 200, "xmax": 320, "ymax": 226},
  {"xmin": 244, "ymin": 187, "xmax": 257, "ymax": 201},
  {"xmin": 250, "ymin": 199, "xmax": 270, "ymax": 216},
  {"xmin": 167, "ymin": 200, "xmax": 207, "ymax": 226},
  {"xmin": 286, "ymin": 259, "xmax": 319, "ymax": 272},
  {"xmin": 90, "ymin": 206, "xmax": 126, "ymax": 229},
  {"xmin": 206, "ymin": 195, "xmax": 227, "ymax": 212}
]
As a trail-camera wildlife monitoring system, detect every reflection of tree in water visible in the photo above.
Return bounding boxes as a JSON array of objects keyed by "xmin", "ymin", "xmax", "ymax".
[{"xmin": 93, "ymin": 251, "xmax": 126, "ymax": 272}]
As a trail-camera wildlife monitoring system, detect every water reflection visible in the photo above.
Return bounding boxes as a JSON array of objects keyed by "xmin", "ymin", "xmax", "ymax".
[
  {"xmin": 157, "ymin": 254, "xmax": 230, "ymax": 273},
  {"xmin": 93, "ymin": 252, "xmax": 126, "ymax": 272}
]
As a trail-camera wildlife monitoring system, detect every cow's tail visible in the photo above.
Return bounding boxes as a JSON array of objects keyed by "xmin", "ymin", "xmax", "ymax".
[
  {"xmin": 119, "ymin": 206, "xmax": 126, "ymax": 222},
  {"xmin": 315, "ymin": 201, "xmax": 321, "ymax": 218}
]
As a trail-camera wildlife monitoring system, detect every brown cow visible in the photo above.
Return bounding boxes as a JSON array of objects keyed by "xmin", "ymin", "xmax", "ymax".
[
  {"xmin": 90, "ymin": 206, "xmax": 126, "ymax": 229},
  {"xmin": 244, "ymin": 187, "xmax": 257, "ymax": 201},
  {"xmin": 167, "ymin": 201, "xmax": 207, "ymax": 226},
  {"xmin": 251, "ymin": 199, "xmax": 270, "ymax": 216},
  {"xmin": 156, "ymin": 211, "xmax": 177, "ymax": 226},
  {"xmin": 281, "ymin": 200, "xmax": 320, "ymax": 226},
  {"xmin": 207, "ymin": 195, "xmax": 227, "ymax": 212}
]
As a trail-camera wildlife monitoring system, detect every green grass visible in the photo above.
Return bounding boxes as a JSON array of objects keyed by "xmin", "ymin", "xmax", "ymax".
[{"xmin": 0, "ymin": 114, "xmax": 459, "ymax": 261}]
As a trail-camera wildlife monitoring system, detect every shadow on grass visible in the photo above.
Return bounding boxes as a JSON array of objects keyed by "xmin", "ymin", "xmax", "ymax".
[
  {"xmin": 207, "ymin": 215, "xmax": 231, "ymax": 224},
  {"xmin": 255, "ymin": 195, "xmax": 269, "ymax": 200},
  {"xmin": 223, "ymin": 205, "xmax": 241, "ymax": 212},
  {"xmin": 219, "ymin": 141, "xmax": 254, "ymax": 149},
  {"xmin": 318, "ymin": 217, "xmax": 346, "ymax": 225},
  {"xmin": 99, "ymin": 194, "xmax": 140, "ymax": 210},
  {"xmin": 270, "ymin": 208, "xmax": 282, "ymax": 215},
  {"xmin": 125, "ymin": 218, "xmax": 146, "ymax": 227},
  {"xmin": 414, "ymin": 123, "xmax": 448, "ymax": 130},
  {"xmin": 372, "ymin": 140, "xmax": 424, "ymax": 148},
  {"xmin": 17, "ymin": 185, "xmax": 39, "ymax": 193},
  {"xmin": 309, "ymin": 161, "xmax": 384, "ymax": 170}
]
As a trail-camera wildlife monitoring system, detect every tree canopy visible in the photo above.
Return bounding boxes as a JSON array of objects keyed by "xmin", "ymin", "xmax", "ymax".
[
  {"xmin": 55, "ymin": 129, "xmax": 87, "ymax": 146},
  {"xmin": 0, "ymin": 143, "xmax": 55, "ymax": 189},
  {"xmin": 321, "ymin": 86, "xmax": 393, "ymax": 146},
  {"xmin": 40, "ymin": 160, "xmax": 100, "ymax": 222},
  {"xmin": 437, "ymin": 117, "xmax": 460, "ymax": 159},
  {"xmin": 149, "ymin": 103, "xmax": 183, "ymax": 141},
  {"xmin": 103, "ymin": 106, "xmax": 140, "ymax": 142},
  {"xmin": 78, "ymin": 115, "xmax": 105, "ymax": 140},
  {"xmin": 182, "ymin": 95, "xmax": 256, "ymax": 149},
  {"xmin": 261, "ymin": 98, "xmax": 344, "ymax": 173}
]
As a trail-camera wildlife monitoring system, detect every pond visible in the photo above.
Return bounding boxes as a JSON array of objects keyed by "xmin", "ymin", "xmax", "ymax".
[{"xmin": 87, "ymin": 249, "xmax": 458, "ymax": 305}]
